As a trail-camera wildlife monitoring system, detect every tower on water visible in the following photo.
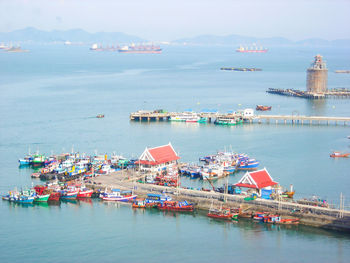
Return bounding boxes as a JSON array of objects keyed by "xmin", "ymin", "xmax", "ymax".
[{"xmin": 307, "ymin": 55, "xmax": 328, "ymax": 94}]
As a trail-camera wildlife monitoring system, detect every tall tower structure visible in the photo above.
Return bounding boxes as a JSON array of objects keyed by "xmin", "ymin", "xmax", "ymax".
[{"xmin": 306, "ymin": 55, "xmax": 328, "ymax": 94}]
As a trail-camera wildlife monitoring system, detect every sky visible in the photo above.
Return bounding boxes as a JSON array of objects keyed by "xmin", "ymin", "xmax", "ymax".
[{"xmin": 0, "ymin": 0, "xmax": 349, "ymax": 41}]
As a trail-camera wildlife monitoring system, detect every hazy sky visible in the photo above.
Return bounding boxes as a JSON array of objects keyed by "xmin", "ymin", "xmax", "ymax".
[{"xmin": 0, "ymin": 0, "xmax": 349, "ymax": 40}]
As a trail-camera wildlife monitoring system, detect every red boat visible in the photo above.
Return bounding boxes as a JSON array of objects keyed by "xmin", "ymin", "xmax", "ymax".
[
  {"xmin": 48, "ymin": 192, "xmax": 61, "ymax": 201},
  {"xmin": 157, "ymin": 201, "xmax": 194, "ymax": 211},
  {"xmin": 256, "ymin": 105, "xmax": 272, "ymax": 111},
  {"xmin": 330, "ymin": 151, "xmax": 350, "ymax": 158},
  {"xmin": 34, "ymin": 185, "xmax": 61, "ymax": 201},
  {"xmin": 207, "ymin": 208, "xmax": 236, "ymax": 220},
  {"xmin": 77, "ymin": 189, "xmax": 93, "ymax": 198}
]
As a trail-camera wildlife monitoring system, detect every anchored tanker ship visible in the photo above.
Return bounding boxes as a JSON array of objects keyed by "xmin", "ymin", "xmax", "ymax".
[
  {"xmin": 118, "ymin": 44, "xmax": 162, "ymax": 54},
  {"xmin": 236, "ymin": 45, "xmax": 268, "ymax": 53}
]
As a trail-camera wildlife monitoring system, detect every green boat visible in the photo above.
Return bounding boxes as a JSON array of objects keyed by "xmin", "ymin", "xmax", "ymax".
[
  {"xmin": 198, "ymin": 117, "xmax": 208, "ymax": 123},
  {"xmin": 214, "ymin": 118, "xmax": 243, "ymax": 126},
  {"xmin": 32, "ymin": 154, "xmax": 46, "ymax": 165},
  {"xmin": 34, "ymin": 194, "xmax": 50, "ymax": 202}
]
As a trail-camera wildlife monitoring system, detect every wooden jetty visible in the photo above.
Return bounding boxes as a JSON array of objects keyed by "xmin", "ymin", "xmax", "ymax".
[
  {"xmin": 87, "ymin": 170, "xmax": 350, "ymax": 232},
  {"xmin": 130, "ymin": 110, "xmax": 350, "ymax": 126}
]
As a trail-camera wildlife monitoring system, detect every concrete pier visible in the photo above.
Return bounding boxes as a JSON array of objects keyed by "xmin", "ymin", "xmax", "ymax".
[
  {"xmin": 130, "ymin": 111, "xmax": 350, "ymax": 126},
  {"xmin": 87, "ymin": 171, "xmax": 350, "ymax": 232}
]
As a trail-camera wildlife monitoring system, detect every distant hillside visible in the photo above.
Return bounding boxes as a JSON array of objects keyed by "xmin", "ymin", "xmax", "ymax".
[
  {"xmin": 0, "ymin": 27, "xmax": 145, "ymax": 43},
  {"xmin": 0, "ymin": 28, "xmax": 349, "ymax": 47}
]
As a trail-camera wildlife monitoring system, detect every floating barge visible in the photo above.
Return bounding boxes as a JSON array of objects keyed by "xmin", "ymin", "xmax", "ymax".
[{"xmin": 220, "ymin": 67, "xmax": 262, "ymax": 71}]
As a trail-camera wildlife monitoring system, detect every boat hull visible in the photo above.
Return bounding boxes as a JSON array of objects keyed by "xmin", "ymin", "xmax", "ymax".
[
  {"xmin": 34, "ymin": 194, "xmax": 50, "ymax": 202},
  {"xmin": 101, "ymin": 195, "xmax": 137, "ymax": 202},
  {"xmin": 77, "ymin": 190, "xmax": 93, "ymax": 198}
]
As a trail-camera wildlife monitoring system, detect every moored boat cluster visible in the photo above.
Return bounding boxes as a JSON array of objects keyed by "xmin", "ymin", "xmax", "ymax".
[
  {"xmin": 180, "ymin": 151, "xmax": 259, "ymax": 180},
  {"xmin": 19, "ymin": 152, "xmax": 134, "ymax": 180}
]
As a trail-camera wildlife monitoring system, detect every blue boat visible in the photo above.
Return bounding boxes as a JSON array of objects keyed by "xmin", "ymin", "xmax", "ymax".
[
  {"xmin": 145, "ymin": 194, "xmax": 172, "ymax": 204},
  {"xmin": 237, "ymin": 159, "xmax": 259, "ymax": 170},
  {"xmin": 14, "ymin": 195, "xmax": 35, "ymax": 204},
  {"xmin": 223, "ymin": 166, "xmax": 236, "ymax": 173},
  {"xmin": 18, "ymin": 156, "xmax": 33, "ymax": 166},
  {"xmin": 60, "ymin": 189, "xmax": 78, "ymax": 200}
]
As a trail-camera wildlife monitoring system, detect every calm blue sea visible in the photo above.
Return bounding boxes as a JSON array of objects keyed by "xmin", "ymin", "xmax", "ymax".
[{"xmin": 0, "ymin": 44, "xmax": 349, "ymax": 262}]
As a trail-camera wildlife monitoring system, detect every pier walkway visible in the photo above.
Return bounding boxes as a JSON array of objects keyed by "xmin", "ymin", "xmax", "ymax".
[
  {"xmin": 130, "ymin": 111, "xmax": 350, "ymax": 126},
  {"xmin": 87, "ymin": 171, "xmax": 350, "ymax": 232}
]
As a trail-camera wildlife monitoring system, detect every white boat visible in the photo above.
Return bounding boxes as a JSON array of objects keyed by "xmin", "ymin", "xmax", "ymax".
[{"xmin": 100, "ymin": 189, "xmax": 137, "ymax": 201}]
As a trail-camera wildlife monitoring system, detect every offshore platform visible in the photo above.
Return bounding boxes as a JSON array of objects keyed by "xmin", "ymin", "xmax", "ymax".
[{"xmin": 267, "ymin": 55, "xmax": 350, "ymax": 99}]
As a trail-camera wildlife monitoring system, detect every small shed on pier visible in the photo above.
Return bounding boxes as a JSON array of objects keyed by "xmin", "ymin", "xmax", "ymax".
[
  {"xmin": 234, "ymin": 168, "xmax": 278, "ymax": 197},
  {"xmin": 135, "ymin": 143, "xmax": 180, "ymax": 172}
]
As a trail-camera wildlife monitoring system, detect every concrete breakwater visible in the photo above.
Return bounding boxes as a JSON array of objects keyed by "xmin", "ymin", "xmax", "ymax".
[{"xmin": 87, "ymin": 171, "xmax": 350, "ymax": 232}]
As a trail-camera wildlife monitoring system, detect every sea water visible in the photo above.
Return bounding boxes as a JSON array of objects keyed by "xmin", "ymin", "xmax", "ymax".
[{"xmin": 0, "ymin": 44, "xmax": 349, "ymax": 262}]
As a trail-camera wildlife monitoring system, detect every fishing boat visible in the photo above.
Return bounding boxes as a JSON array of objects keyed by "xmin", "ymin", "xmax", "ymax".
[
  {"xmin": 34, "ymin": 193, "xmax": 50, "ymax": 202},
  {"xmin": 157, "ymin": 200, "xmax": 194, "ymax": 211},
  {"xmin": 145, "ymin": 194, "xmax": 172, "ymax": 206},
  {"xmin": 214, "ymin": 118, "xmax": 242, "ymax": 126},
  {"xmin": 237, "ymin": 159, "xmax": 259, "ymax": 170},
  {"xmin": 60, "ymin": 188, "xmax": 79, "ymax": 200},
  {"xmin": 256, "ymin": 105, "xmax": 272, "ymax": 111},
  {"xmin": 18, "ymin": 155, "xmax": 33, "ymax": 165},
  {"xmin": 207, "ymin": 207, "xmax": 238, "ymax": 220},
  {"xmin": 253, "ymin": 212, "xmax": 267, "ymax": 221},
  {"xmin": 14, "ymin": 195, "xmax": 35, "ymax": 204},
  {"xmin": 100, "ymin": 189, "xmax": 137, "ymax": 202},
  {"xmin": 263, "ymin": 214, "xmax": 281, "ymax": 224},
  {"xmin": 330, "ymin": 151, "xmax": 350, "ymax": 158},
  {"xmin": 32, "ymin": 154, "xmax": 46, "ymax": 166},
  {"xmin": 132, "ymin": 199, "xmax": 146, "ymax": 208},
  {"xmin": 77, "ymin": 187, "xmax": 93, "ymax": 198}
]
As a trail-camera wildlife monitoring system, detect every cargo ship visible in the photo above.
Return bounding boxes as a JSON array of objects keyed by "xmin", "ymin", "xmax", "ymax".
[
  {"xmin": 236, "ymin": 45, "xmax": 268, "ymax": 53},
  {"xmin": 118, "ymin": 43, "xmax": 162, "ymax": 54}
]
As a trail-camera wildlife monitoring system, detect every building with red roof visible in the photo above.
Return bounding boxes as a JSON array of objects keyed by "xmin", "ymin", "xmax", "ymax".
[
  {"xmin": 135, "ymin": 143, "xmax": 180, "ymax": 172},
  {"xmin": 234, "ymin": 168, "xmax": 278, "ymax": 194}
]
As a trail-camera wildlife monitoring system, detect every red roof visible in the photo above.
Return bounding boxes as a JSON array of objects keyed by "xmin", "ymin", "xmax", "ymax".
[
  {"xmin": 234, "ymin": 169, "xmax": 278, "ymax": 189},
  {"xmin": 135, "ymin": 144, "xmax": 180, "ymax": 165}
]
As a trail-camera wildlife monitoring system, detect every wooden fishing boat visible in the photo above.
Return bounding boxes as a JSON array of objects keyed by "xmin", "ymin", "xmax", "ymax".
[
  {"xmin": 256, "ymin": 105, "xmax": 272, "ymax": 111},
  {"xmin": 132, "ymin": 199, "xmax": 146, "ymax": 208},
  {"xmin": 207, "ymin": 207, "xmax": 237, "ymax": 220},
  {"xmin": 157, "ymin": 201, "xmax": 194, "ymax": 211},
  {"xmin": 77, "ymin": 188, "xmax": 93, "ymax": 198},
  {"xmin": 60, "ymin": 189, "xmax": 79, "ymax": 200},
  {"xmin": 100, "ymin": 189, "xmax": 137, "ymax": 202},
  {"xmin": 330, "ymin": 151, "xmax": 350, "ymax": 158}
]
